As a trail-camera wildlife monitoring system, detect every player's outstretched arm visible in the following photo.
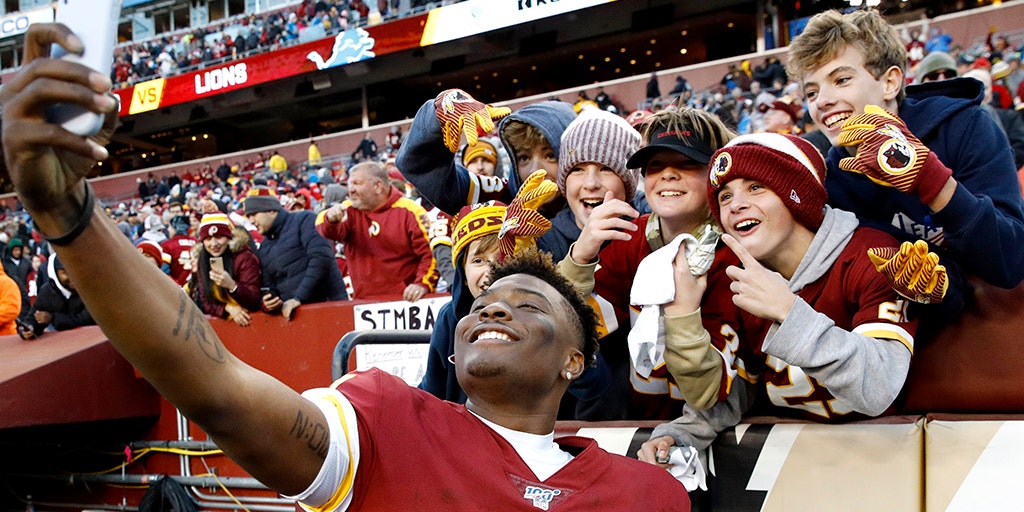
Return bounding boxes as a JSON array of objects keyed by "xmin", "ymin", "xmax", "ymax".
[{"xmin": 2, "ymin": 23, "xmax": 328, "ymax": 496}]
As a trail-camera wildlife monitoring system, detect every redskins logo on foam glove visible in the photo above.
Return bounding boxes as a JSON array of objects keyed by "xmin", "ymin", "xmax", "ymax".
[
  {"xmin": 837, "ymin": 105, "xmax": 953, "ymax": 204},
  {"xmin": 434, "ymin": 89, "xmax": 512, "ymax": 153},
  {"xmin": 498, "ymin": 170, "xmax": 556, "ymax": 259},
  {"xmin": 867, "ymin": 240, "xmax": 948, "ymax": 304}
]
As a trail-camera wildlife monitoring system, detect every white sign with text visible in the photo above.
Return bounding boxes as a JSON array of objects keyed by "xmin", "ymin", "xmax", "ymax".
[
  {"xmin": 354, "ymin": 344, "xmax": 430, "ymax": 386},
  {"xmin": 353, "ymin": 296, "xmax": 451, "ymax": 331},
  {"xmin": 351, "ymin": 296, "xmax": 450, "ymax": 385}
]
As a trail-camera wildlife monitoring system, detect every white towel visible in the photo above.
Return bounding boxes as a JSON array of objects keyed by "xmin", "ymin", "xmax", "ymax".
[
  {"xmin": 668, "ymin": 445, "xmax": 708, "ymax": 492},
  {"xmin": 628, "ymin": 233, "xmax": 696, "ymax": 378}
]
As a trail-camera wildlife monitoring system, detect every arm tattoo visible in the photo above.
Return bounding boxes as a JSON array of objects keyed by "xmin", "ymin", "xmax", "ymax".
[
  {"xmin": 173, "ymin": 293, "xmax": 227, "ymax": 363},
  {"xmin": 290, "ymin": 409, "xmax": 330, "ymax": 458}
]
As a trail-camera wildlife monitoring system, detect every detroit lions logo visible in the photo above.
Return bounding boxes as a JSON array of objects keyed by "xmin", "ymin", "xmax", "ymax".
[
  {"xmin": 307, "ymin": 27, "xmax": 376, "ymax": 70},
  {"xmin": 710, "ymin": 151, "xmax": 732, "ymax": 188}
]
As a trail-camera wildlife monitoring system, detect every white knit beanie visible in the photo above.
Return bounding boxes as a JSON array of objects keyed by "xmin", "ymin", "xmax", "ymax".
[{"xmin": 557, "ymin": 107, "xmax": 641, "ymax": 201}]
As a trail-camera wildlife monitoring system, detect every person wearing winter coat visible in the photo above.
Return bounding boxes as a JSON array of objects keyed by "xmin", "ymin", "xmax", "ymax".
[
  {"xmin": 0, "ymin": 264, "xmax": 21, "ymax": 336},
  {"xmin": 18, "ymin": 255, "xmax": 93, "ymax": 339},
  {"xmin": 185, "ymin": 213, "xmax": 262, "ymax": 327}
]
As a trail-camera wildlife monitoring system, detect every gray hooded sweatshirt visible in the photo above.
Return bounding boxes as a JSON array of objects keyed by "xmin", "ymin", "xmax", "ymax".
[{"xmin": 652, "ymin": 207, "xmax": 913, "ymax": 451}]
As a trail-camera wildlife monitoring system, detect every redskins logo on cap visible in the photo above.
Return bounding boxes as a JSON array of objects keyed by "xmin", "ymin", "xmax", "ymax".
[
  {"xmin": 209, "ymin": 226, "xmax": 220, "ymax": 236},
  {"xmin": 709, "ymin": 152, "xmax": 732, "ymax": 188}
]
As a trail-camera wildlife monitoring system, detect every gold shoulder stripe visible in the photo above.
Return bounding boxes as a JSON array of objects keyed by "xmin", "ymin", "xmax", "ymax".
[{"xmin": 854, "ymin": 323, "xmax": 915, "ymax": 355}]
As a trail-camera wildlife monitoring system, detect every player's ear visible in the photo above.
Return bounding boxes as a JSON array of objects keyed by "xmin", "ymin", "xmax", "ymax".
[{"xmin": 563, "ymin": 349, "xmax": 584, "ymax": 380}]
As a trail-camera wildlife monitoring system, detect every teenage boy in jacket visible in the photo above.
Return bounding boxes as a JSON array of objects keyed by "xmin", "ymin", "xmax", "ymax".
[
  {"xmin": 640, "ymin": 133, "xmax": 917, "ymax": 475},
  {"xmin": 787, "ymin": 9, "xmax": 1024, "ymax": 314}
]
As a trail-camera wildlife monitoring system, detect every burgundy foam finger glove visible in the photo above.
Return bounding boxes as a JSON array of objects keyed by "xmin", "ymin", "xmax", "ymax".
[{"xmin": 498, "ymin": 170, "xmax": 556, "ymax": 258}]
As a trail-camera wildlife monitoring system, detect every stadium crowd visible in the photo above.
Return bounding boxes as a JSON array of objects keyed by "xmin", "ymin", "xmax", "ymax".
[
  {"xmin": 3, "ymin": 6, "xmax": 1024, "ymax": 509},
  {"xmin": 109, "ymin": 0, "xmax": 461, "ymax": 88}
]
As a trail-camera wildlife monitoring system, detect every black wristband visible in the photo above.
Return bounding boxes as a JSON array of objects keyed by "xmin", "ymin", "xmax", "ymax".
[{"xmin": 43, "ymin": 182, "xmax": 96, "ymax": 246}]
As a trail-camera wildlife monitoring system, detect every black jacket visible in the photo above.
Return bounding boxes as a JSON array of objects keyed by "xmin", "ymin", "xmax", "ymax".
[
  {"xmin": 27, "ymin": 281, "xmax": 94, "ymax": 336},
  {"xmin": 256, "ymin": 210, "xmax": 348, "ymax": 304}
]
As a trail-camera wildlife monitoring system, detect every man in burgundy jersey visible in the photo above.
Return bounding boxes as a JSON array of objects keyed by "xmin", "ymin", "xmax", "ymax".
[{"xmin": 160, "ymin": 214, "xmax": 197, "ymax": 286}]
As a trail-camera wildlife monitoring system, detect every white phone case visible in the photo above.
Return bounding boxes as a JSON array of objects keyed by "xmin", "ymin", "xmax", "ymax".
[{"xmin": 44, "ymin": 0, "xmax": 122, "ymax": 136}]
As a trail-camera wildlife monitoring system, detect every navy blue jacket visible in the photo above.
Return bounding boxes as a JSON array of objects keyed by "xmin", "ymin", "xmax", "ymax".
[
  {"xmin": 28, "ymin": 281, "xmax": 94, "ymax": 336},
  {"xmin": 825, "ymin": 77, "xmax": 1024, "ymax": 313},
  {"xmin": 537, "ymin": 207, "xmax": 582, "ymax": 264},
  {"xmin": 256, "ymin": 209, "xmax": 348, "ymax": 304}
]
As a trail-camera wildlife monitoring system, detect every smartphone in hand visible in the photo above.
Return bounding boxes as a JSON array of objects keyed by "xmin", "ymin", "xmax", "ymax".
[
  {"xmin": 44, "ymin": 0, "xmax": 122, "ymax": 136},
  {"xmin": 209, "ymin": 256, "xmax": 225, "ymax": 273}
]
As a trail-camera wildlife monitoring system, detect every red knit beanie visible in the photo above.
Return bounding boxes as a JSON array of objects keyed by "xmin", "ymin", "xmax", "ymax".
[
  {"xmin": 707, "ymin": 133, "xmax": 827, "ymax": 231},
  {"xmin": 136, "ymin": 240, "xmax": 167, "ymax": 264},
  {"xmin": 199, "ymin": 213, "xmax": 233, "ymax": 241}
]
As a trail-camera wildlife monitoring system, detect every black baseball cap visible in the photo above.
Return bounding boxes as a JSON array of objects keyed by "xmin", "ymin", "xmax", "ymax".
[{"xmin": 626, "ymin": 126, "xmax": 716, "ymax": 172}]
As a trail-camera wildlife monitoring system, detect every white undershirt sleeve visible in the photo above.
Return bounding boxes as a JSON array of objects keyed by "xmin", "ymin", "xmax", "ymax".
[{"xmin": 284, "ymin": 387, "xmax": 361, "ymax": 512}]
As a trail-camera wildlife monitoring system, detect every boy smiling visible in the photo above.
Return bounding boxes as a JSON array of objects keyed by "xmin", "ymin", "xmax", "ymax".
[
  {"xmin": 710, "ymin": 134, "xmax": 916, "ymax": 419},
  {"xmin": 558, "ymin": 108, "xmax": 744, "ymax": 420},
  {"xmin": 789, "ymin": 9, "xmax": 1024, "ymax": 311},
  {"xmin": 640, "ymin": 133, "xmax": 917, "ymax": 469}
]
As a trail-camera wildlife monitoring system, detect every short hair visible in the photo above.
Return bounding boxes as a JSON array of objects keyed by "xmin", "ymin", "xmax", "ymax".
[
  {"xmin": 640, "ymin": 107, "xmax": 737, "ymax": 151},
  {"xmin": 349, "ymin": 161, "xmax": 388, "ymax": 185},
  {"xmin": 501, "ymin": 120, "xmax": 550, "ymax": 158},
  {"xmin": 489, "ymin": 248, "xmax": 600, "ymax": 366},
  {"xmin": 463, "ymin": 233, "xmax": 500, "ymax": 264},
  {"xmin": 787, "ymin": 9, "xmax": 907, "ymax": 104}
]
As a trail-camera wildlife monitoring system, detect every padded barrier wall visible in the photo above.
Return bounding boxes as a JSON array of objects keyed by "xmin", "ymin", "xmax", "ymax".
[
  {"xmin": 556, "ymin": 418, "xmax": 924, "ymax": 512},
  {"xmin": 554, "ymin": 415, "xmax": 1024, "ymax": 511}
]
